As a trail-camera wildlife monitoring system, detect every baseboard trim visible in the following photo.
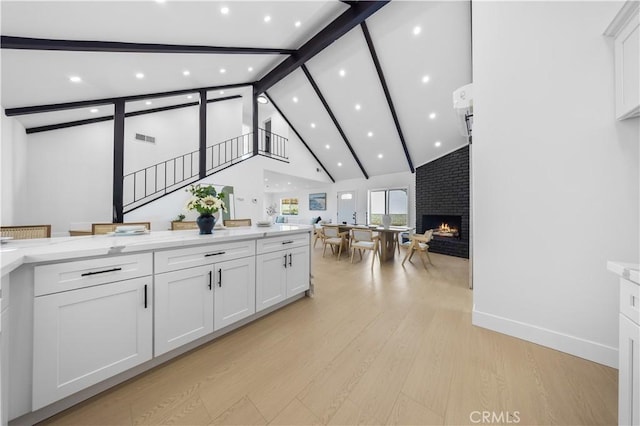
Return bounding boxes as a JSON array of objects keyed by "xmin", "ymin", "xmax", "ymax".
[{"xmin": 472, "ymin": 306, "xmax": 618, "ymax": 368}]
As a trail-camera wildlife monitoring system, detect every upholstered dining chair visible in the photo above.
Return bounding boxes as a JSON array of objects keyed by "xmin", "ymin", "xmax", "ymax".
[
  {"xmin": 349, "ymin": 228, "xmax": 380, "ymax": 268},
  {"xmin": 313, "ymin": 226, "xmax": 325, "ymax": 248},
  {"xmin": 171, "ymin": 221, "xmax": 198, "ymax": 230},
  {"xmin": 1, "ymin": 225, "xmax": 51, "ymax": 239},
  {"xmin": 224, "ymin": 218, "xmax": 252, "ymax": 227},
  {"xmin": 91, "ymin": 222, "xmax": 151, "ymax": 235},
  {"xmin": 402, "ymin": 229, "xmax": 434, "ymax": 268},
  {"xmin": 322, "ymin": 226, "xmax": 348, "ymax": 260}
]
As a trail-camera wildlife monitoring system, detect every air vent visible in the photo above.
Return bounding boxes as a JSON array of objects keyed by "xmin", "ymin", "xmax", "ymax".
[{"xmin": 135, "ymin": 133, "xmax": 156, "ymax": 143}]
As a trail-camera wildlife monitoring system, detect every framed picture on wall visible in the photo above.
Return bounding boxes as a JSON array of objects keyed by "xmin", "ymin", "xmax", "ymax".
[{"xmin": 309, "ymin": 193, "xmax": 326, "ymax": 211}]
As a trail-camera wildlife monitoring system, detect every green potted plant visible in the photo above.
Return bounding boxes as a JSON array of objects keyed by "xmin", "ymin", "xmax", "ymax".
[{"xmin": 185, "ymin": 184, "xmax": 226, "ymax": 234}]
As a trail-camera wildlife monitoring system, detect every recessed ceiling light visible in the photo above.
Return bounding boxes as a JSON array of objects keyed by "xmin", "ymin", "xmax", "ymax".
[
  {"xmin": 69, "ymin": 75, "xmax": 82, "ymax": 83},
  {"xmin": 182, "ymin": 70, "xmax": 190, "ymax": 76},
  {"xmin": 413, "ymin": 26, "xmax": 422, "ymax": 36},
  {"xmin": 378, "ymin": 153, "xmax": 383, "ymax": 159},
  {"xmin": 355, "ymin": 104, "xmax": 361, "ymax": 111},
  {"xmin": 187, "ymin": 95, "xmax": 193, "ymax": 99},
  {"xmin": 422, "ymin": 75, "xmax": 430, "ymax": 84},
  {"xmin": 90, "ymin": 108, "xmax": 98, "ymax": 113},
  {"xmin": 287, "ymin": 182, "xmax": 291, "ymax": 185},
  {"xmin": 136, "ymin": 72, "xmax": 145, "ymax": 79},
  {"xmin": 295, "ymin": 21, "xmax": 301, "ymax": 27},
  {"xmin": 219, "ymin": 68, "xmax": 226, "ymax": 74},
  {"xmin": 429, "ymin": 112, "xmax": 436, "ymax": 119},
  {"xmin": 367, "ymin": 131, "xmax": 373, "ymax": 137},
  {"xmin": 435, "ymin": 141, "xmax": 442, "ymax": 147},
  {"xmin": 325, "ymin": 144, "xmax": 330, "ymax": 149},
  {"xmin": 292, "ymin": 96, "xmax": 298, "ymax": 103},
  {"xmin": 339, "ymin": 69, "xmax": 346, "ymax": 77},
  {"xmin": 310, "ymin": 123, "xmax": 316, "ymax": 128},
  {"xmin": 264, "ymin": 15, "xmax": 271, "ymax": 23},
  {"xmin": 219, "ymin": 90, "xmax": 225, "ymax": 95},
  {"xmin": 264, "ymin": 178, "xmax": 268, "ymax": 181},
  {"xmin": 145, "ymin": 101, "xmax": 152, "ymax": 106},
  {"xmin": 248, "ymin": 66, "xmax": 253, "ymax": 72},
  {"xmin": 220, "ymin": 6, "xmax": 229, "ymax": 14},
  {"xmin": 337, "ymin": 162, "xmax": 343, "ymax": 167},
  {"xmin": 257, "ymin": 95, "xmax": 268, "ymax": 104}
]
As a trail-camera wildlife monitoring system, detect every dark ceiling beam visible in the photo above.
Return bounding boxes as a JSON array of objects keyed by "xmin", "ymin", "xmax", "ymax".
[
  {"xmin": 264, "ymin": 92, "xmax": 335, "ymax": 183},
  {"xmin": 5, "ymin": 83, "xmax": 250, "ymax": 116},
  {"xmin": 360, "ymin": 22, "xmax": 415, "ymax": 174},
  {"xmin": 254, "ymin": 0, "xmax": 389, "ymax": 93},
  {"xmin": 25, "ymin": 95, "xmax": 243, "ymax": 134},
  {"xmin": 0, "ymin": 36, "xmax": 295, "ymax": 55},
  {"xmin": 301, "ymin": 64, "xmax": 368, "ymax": 179}
]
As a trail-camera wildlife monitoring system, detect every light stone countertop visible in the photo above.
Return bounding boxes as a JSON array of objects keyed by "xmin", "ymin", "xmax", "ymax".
[
  {"xmin": 0, "ymin": 224, "xmax": 313, "ymax": 276},
  {"xmin": 607, "ymin": 261, "xmax": 640, "ymax": 285}
]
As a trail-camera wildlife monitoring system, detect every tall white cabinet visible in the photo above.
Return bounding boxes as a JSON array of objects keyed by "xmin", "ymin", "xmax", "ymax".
[{"xmin": 608, "ymin": 262, "xmax": 640, "ymax": 426}]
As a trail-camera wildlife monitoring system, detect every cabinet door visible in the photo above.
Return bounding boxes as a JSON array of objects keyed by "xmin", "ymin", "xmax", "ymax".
[
  {"xmin": 155, "ymin": 265, "xmax": 214, "ymax": 356},
  {"xmin": 214, "ymin": 257, "xmax": 256, "ymax": 331},
  {"xmin": 33, "ymin": 277, "xmax": 152, "ymax": 410},
  {"xmin": 286, "ymin": 245, "xmax": 310, "ymax": 297},
  {"xmin": 256, "ymin": 251, "xmax": 288, "ymax": 312},
  {"xmin": 619, "ymin": 314, "xmax": 640, "ymax": 426}
]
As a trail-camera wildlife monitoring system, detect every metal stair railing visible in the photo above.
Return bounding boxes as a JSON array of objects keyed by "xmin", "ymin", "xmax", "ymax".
[{"xmin": 123, "ymin": 131, "xmax": 288, "ymax": 213}]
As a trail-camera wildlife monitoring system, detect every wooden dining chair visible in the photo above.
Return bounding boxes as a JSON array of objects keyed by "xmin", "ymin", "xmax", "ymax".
[
  {"xmin": 322, "ymin": 226, "xmax": 348, "ymax": 260},
  {"xmin": 170, "ymin": 221, "xmax": 198, "ymax": 230},
  {"xmin": 1, "ymin": 225, "xmax": 51, "ymax": 239},
  {"xmin": 223, "ymin": 219, "xmax": 252, "ymax": 227},
  {"xmin": 91, "ymin": 222, "xmax": 151, "ymax": 235},
  {"xmin": 402, "ymin": 229, "xmax": 434, "ymax": 268},
  {"xmin": 349, "ymin": 228, "xmax": 380, "ymax": 268},
  {"xmin": 312, "ymin": 226, "xmax": 326, "ymax": 248}
]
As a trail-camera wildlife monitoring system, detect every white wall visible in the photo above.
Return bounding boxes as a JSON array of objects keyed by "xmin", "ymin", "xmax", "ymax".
[
  {"xmin": 24, "ymin": 122, "xmax": 114, "ymax": 235},
  {"xmin": 1, "ymin": 113, "xmax": 28, "ymax": 225},
  {"xmin": 472, "ymin": 1, "xmax": 639, "ymax": 367},
  {"xmin": 207, "ymin": 98, "xmax": 243, "ymax": 144}
]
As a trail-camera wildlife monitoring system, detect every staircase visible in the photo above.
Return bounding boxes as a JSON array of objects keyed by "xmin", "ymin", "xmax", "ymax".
[{"xmin": 123, "ymin": 129, "xmax": 288, "ymax": 214}]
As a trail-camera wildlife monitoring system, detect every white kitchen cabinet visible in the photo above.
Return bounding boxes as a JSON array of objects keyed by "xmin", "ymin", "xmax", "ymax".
[
  {"xmin": 256, "ymin": 251, "xmax": 288, "ymax": 311},
  {"xmin": 214, "ymin": 257, "xmax": 256, "ymax": 331},
  {"xmin": 604, "ymin": 0, "xmax": 640, "ymax": 120},
  {"xmin": 32, "ymin": 276, "xmax": 152, "ymax": 410},
  {"xmin": 619, "ymin": 313, "xmax": 640, "ymax": 426},
  {"xmin": 154, "ymin": 265, "xmax": 214, "ymax": 356},
  {"xmin": 256, "ymin": 244, "xmax": 309, "ymax": 312}
]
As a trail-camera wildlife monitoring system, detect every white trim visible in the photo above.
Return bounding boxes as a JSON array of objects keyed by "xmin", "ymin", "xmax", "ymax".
[
  {"xmin": 603, "ymin": 0, "xmax": 640, "ymax": 37},
  {"xmin": 472, "ymin": 306, "xmax": 618, "ymax": 368}
]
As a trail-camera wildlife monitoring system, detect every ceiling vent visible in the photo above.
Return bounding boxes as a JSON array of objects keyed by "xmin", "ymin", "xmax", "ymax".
[{"xmin": 135, "ymin": 133, "xmax": 156, "ymax": 143}]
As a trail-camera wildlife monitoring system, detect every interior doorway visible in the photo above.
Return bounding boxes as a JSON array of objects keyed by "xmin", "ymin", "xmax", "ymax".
[
  {"xmin": 337, "ymin": 190, "xmax": 356, "ymax": 224},
  {"xmin": 263, "ymin": 119, "xmax": 271, "ymax": 154}
]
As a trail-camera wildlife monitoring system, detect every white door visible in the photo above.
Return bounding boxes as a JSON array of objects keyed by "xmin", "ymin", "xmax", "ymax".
[
  {"xmin": 214, "ymin": 257, "xmax": 256, "ymax": 330},
  {"xmin": 256, "ymin": 251, "xmax": 288, "ymax": 312},
  {"xmin": 286, "ymin": 246, "xmax": 310, "ymax": 297},
  {"xmin": 33, "ymin": 277, "xmax": 153, "ymax": 410},
  {"xmin": 337, "ymin": 190, "xmax": 356, "ymax": 225},
  {"xmin": 154, "ymin": 265, "xmax": 214, "ymax": 356}
]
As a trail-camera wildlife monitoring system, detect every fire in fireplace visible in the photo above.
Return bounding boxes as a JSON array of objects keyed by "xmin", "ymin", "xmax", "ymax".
[{"xmin": 422, "ymin": 215, "xmax": 462, "ymax": 239}]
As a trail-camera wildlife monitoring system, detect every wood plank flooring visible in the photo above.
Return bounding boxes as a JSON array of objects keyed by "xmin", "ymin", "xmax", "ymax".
[{"xmin": 40, "ymin": 247, "xmax": 617, "ymax": 425}]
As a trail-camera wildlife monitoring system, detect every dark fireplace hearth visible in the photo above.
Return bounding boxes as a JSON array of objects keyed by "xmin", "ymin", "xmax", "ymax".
[{"xmin": 422, "ymin": 215, "xmax": 462, "ymax": 239}]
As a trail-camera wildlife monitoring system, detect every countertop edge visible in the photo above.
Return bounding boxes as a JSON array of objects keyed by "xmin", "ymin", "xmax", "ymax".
[{"xmin": 607, "ymin": 260, "xmax": 640, "ymax": 284}]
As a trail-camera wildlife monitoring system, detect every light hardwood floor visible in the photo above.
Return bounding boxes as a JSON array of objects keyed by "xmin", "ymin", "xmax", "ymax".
[{"xmin": 40, "ymin": 246, "xmax": 617, "ymax": 425}]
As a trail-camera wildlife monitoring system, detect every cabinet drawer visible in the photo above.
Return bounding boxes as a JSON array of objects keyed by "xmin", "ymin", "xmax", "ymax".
[
  {"xmin": 155, "ymin": 240, "xmax": 255, "ymax": 274},
  {"xmin": 35, "ymin": 253, "xmax": 152, "ymax": 296},
  {"xmin": 256, "ymin": 232, "xmax": 310, "ymax": 254},
  {"xmin": 620, "ymin": 277, "xmax": 640, "ymax": 325}
]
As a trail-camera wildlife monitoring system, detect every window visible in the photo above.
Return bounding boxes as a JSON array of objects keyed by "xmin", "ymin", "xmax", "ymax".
[
  {"xmin": 368, "ymin": 188, "xmax": 408, "ymax": 226},
  {"xmin": 280, "ymin": 198, "xmax": 299, "ymax": 215}
]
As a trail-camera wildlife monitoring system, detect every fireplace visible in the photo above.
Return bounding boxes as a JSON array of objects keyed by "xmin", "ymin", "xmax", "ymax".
[{"xmin": 422, "ymin": 215, "xmax": 462, "ymax": 239}]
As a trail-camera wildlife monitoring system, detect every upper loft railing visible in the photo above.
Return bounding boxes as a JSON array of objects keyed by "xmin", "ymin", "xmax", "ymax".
[{"xmin": 123, "ymin": 131, "xmax": 288, "ymax": 213}]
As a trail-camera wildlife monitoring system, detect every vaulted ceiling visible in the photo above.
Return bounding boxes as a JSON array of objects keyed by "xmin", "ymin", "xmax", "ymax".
[{"xmin": 1, "ymin": 1, "xmax": 471, "ymax": 182}]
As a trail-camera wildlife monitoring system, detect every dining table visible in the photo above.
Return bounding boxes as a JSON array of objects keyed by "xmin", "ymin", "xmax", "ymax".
[{"xmin": 325, "ymin": 224, "xmax": 411, "ymax": 262}]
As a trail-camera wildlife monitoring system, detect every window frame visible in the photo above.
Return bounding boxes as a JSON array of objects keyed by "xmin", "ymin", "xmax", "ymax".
[{"xmin": 367, "ymin": 187, "xmax": 409, "ymax": 226}]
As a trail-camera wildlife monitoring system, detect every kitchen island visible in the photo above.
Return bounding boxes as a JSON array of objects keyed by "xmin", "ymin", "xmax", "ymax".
[{"xmin": 0, "ymin": 224, "xmax": 313, "ymax": 425}]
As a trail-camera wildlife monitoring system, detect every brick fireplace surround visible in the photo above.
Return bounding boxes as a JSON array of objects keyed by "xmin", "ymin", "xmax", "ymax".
[{"xmin": 415, "ymin": 145, "xmax": 470, "ymax": 258}]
